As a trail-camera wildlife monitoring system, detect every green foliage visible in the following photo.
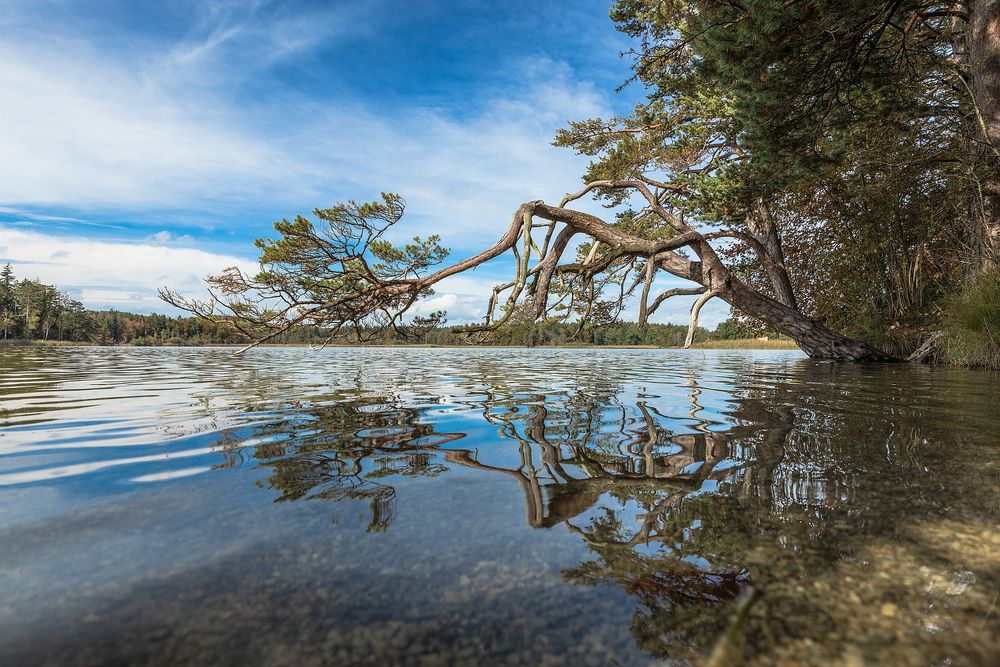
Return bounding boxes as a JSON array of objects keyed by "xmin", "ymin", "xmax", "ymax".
[
  {"xmin": 0, "ymin": 265, "xmax": 246, "ymax": 345},
  {"xmin": 712, "ymin": 317, "xmax": 755, "ymax": 340},
  {"xmin": 943, "ymin": 271, "xmax": 1000, "ymax": 369},
  {"xmin": 0, "ymin": 264, "xmax": 89, "ymax": 341},
  {"xmin": 164, "ymin": 193, "xmax": 454, "ymax": 344},
  {"xmin": 551, "ymin": 1, "xmax": 977, "ymax": 358},
  {"xmin": 688, "ymin": 1, "xmax": 956, "ymax": 173}
]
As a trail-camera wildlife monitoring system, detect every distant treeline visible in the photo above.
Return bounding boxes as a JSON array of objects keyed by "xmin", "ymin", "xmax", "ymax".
[{"xmin": 0, "ymin": 265, "xmax": 758, "ymax": 347}]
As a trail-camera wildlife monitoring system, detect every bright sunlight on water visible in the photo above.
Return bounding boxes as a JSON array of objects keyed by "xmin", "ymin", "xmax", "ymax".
[{"xmin": 0, "ymin": 347, "xmax": 998, "ymax": 666}]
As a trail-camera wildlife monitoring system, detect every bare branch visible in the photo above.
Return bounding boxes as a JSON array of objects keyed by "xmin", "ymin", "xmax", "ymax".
[
  {"xmin": 643, "ymin": 287, "xmax": 707, "ymax": 327},
  {"xmin": 684, "ymin": 290, "xmax": 720, "ymax": 348}
]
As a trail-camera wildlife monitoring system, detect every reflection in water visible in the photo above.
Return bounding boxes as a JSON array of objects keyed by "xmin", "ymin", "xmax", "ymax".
[
  {"xmin": 248, "ymin": 396, "xmax": 461, "ymax": 532},
  {"xmin": 0, "ymin": 347, "xmax": 998, "ymax": 666}
]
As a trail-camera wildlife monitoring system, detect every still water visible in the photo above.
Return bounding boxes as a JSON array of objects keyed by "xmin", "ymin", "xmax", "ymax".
[{"xmin": 0, "ymin": 346, "xmax": 997, "ymax": 666}]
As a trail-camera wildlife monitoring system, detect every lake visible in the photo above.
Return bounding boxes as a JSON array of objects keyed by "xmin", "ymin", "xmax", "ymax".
[{"xmin": 0, "ymin": 346, "xmax": 997, "ymax": 666}]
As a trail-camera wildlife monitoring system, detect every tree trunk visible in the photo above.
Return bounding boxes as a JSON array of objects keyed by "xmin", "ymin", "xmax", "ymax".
[
  {"xmin": 694, "ymin": 237, "xmax": 896, "ymax": 360},
  {"xmin": 749, "ymin": 198, "xmax": 798, "ymax": 309},
  {"xmin": 719, "ymin": 279, "xmax": 898, "ymax": 361},
  {"xmin": 969, "ymin": 0, "xmax": 1000, "ymax": 271}
]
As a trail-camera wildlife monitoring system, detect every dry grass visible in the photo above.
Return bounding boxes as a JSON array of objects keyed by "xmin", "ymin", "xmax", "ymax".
[{"xmin": 684, "ymin": 338, "xmax": 800, "ymax": 350}]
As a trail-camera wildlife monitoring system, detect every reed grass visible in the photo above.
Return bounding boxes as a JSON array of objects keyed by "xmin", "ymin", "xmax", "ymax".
[{"xmin": 684, "ymin": 338, "xmax": 800, "ymax": 350}]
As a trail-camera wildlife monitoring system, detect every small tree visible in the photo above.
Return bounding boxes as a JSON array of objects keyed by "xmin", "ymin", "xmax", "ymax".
[{"xmin": 0, "ymin": 310, "xmax": 14, "ymax": 340}]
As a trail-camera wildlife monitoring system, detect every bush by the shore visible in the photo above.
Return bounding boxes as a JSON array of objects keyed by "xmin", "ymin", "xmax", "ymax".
[{"xmin": 944, "ymin": 270, "xmax": 1000, "ymax": 370}]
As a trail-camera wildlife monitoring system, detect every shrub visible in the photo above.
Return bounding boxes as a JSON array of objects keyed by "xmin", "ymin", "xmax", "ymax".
[{"xmin": 943, "ymin": 270, "xmax": 1000, "ymax": 369}]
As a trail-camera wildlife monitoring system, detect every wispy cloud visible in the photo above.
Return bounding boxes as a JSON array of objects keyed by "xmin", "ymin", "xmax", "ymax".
[
  {"xmin": 146, "ymin": 231, "xmax": 195, "ymax": 244},
  {"xmin": 155, "ymin": 1, "xmax": 382, "ymax": 83},
  {"xmin": 0, "ymin": 40, "xmax": 301, "ymax": 211},
  {"xmin": 1, "ymin": 39, "xmax": 607, "ymax": 241},
  {"xmin": 0, "ymin": 207, "xmax": 85, "ymax": 223}
]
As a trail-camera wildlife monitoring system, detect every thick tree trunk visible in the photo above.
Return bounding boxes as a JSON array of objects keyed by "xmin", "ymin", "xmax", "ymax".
[
  {"xmin": 719, "ymin": 279, "xmax": 898, "ymax": 361},
  {"xmin": 969, "ymin": 0, "xmax": 1000, "ymax": 271},
  {"xmin": 689, "ymin": 235, "xmax": 897, "ymax": 360}
]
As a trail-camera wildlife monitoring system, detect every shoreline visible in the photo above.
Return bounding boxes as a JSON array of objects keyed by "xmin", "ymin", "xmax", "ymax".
[{"xmin": 1, "ymin": 338, "xmax": 800, "ymax": 351}]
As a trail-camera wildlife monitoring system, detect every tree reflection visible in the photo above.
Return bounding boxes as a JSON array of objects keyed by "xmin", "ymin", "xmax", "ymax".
[
  {"xmin": 222, "ymin": 365, "xmax": 776, "ymax": 659},
  {"xmin": 237, "ymin": 394, "xmax": 462, "ymax": 532},
  {"xmin": 217, "ymin": 359, "xmax": 998, "ymax": 664},
  {"xmin": 439, "ymin": 366, "xmax": 793, "ymax": 662}
]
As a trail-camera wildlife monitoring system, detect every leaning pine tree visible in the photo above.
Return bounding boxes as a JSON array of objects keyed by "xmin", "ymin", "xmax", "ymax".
[
  {"xmin": 159, "ymin": 186, "xmax": 894, "ymax": 360},
  {"xmin": 168, "ymin": 1, "xmax": 990, "ymax": 362}
]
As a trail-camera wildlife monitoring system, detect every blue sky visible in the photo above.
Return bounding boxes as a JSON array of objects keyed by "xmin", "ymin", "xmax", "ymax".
[{"xmin": 0, "ymin": 0, "xmax": 729, "ymax": 326}]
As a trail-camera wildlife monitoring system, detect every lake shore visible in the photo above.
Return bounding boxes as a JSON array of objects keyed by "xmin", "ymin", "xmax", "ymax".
[{"xmin": 1, "ymin": 338, "xmax": 798, "ymax": 351}]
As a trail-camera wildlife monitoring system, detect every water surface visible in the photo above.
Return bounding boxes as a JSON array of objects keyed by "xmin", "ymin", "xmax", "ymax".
[{"xmin": 0, "ymin": 347, "xmax": 997, "ymax": 666}]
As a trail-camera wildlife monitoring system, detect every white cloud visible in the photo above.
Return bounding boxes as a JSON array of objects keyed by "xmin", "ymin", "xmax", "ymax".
[
  {"xmin": 409, "ymin": 274, "xmax": 502, "ymax": 322},
  {"xmin": 0, "ymin": 42, "xmax": 295, "ymax": 211},
  {"xmin": 308, "ymin": 63, "xmax": 613, "ymax": 246},
  {"xmin": 0, "ymin": 26, "xmax": 611, "ymax": 245},
  {"xmin": 0, "ymin": 228, "xmax": 257, "ymax": 313},
  {"xmin": 147, "ymin": 230, "xmax": 195, "ymax": 244}
]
